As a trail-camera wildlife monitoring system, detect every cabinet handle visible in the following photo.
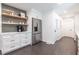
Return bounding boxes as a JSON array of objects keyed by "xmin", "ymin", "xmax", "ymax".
[
  {"xmin": 10, "ymin": 45, "xmax": 15, "ymax": 48},
  {"xmin": 24, "ymin": 41, "xmax": 27, "ymax": 43},
  {"xmin": 54, "ymin": 30, "xmax": 56, "ymax": 32},
  {"xmin": 10, "ymin": 40, "xmax": 15, "ymax": 42}
]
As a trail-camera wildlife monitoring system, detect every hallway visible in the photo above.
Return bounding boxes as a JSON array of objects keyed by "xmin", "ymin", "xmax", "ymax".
[{"xmin": 6, "ymin": 36, "xmax": 77, "ymax": 55}]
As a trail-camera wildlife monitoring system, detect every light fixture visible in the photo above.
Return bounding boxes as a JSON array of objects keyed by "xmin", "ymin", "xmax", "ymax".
[
  {"xmin": 57, "ymin": 3, "xmax": 63, "ymax": 5},
  {"xmin": 64, "ymin": 10, "xmax": 67, "ymax": 13}
]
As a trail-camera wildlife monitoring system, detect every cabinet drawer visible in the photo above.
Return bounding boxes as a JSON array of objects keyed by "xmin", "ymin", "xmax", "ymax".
[
  {"xmin": 21, "ymin": 41, "xmax": 30, "ymax": 47},
  {"xmin": 2, "ymin": 38, "xmax": 19, "ymax": 45},
  {"xmin": 2, "ymin": 35, "xmax": 11, "ymax": 39},
  {"xmin": 26, "ymin": 33, "xmax": 31, "ymax": 37},
  {"xmin": 2, "ymin": 34, "xmax": 20, "ymax": 45},
  {"xmin": 20, "ymin": 34, "xmax": 27, "ymax": 39},
  {"xmin": 21, "ymin": 37, "xmax": 28, "ymax": 41},
  {"xmin": 13, "ymin": 34, "xmax": 21, "ymax": 39},
  {"xmin": 2, "ymin": 42, "xmax": 20, "ymax": 54}
]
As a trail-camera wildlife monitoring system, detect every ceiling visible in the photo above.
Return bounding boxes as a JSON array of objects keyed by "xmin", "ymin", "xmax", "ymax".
[
  {"xmin": 5, "ymin": 3, "xmax": 57, "ymax": 14},
  {"xmin": 4, "ymin": 3, "xmax": 79, "ymax": 16},
  {"xmin": 59, "ymin": 3, "xmax": 79, "ymax": 18}
]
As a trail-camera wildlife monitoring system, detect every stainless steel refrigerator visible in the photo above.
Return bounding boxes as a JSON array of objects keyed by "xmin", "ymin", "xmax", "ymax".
[{"xmin": 32, "ymin": 18, "xmax": 42, "ymax": 45}]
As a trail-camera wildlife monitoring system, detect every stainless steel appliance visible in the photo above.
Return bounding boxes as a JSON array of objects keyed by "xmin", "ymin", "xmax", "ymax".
[{"xmin": 32, "ymin": 18, "xmax": 42, "ymax": 45}]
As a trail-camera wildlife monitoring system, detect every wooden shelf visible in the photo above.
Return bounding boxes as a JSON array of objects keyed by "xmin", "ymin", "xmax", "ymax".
[
  {"xmin": 2, "ymin": 22, "xmax": 27, "ymax": 26},
  {"xmin": 2, "ymin": 13, "xmax": 28, "ymax": 20}
]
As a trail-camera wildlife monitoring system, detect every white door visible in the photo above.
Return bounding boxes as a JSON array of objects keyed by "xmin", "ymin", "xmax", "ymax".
[
  {"xmin": 75, "ymin": 15, "xmax": 79, "ymax": 47},
  {"xmin": 52, "ymin": 16, "xmax": 61, "ymax": 43},
  {"xmin": 61, "ymin": 17, "xmax": 75, "ymax": 37},
  {"xmin": 55, "ymin": 18, "xmax": 61, "ymax": 40},
  {"xmin": 52, "ymin": 18, "xmax": 57, "ymax": 43},
  {"xmin": 51, "ymin": 13, "xmax": 61, "ymax": 43}
]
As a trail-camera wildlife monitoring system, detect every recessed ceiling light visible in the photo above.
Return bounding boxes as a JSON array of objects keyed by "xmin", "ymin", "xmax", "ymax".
[
  {"xmin": 64, "ymin": 10, "xmax": 67, "ymax": 13},
  {"xmin": 57, "ymin": 3, "xmax": 63, "ymax": 5}
]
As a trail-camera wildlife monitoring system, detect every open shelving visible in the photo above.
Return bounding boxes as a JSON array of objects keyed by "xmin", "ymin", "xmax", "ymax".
[
  {"xmin": 2, "ymin": 13, "xmax": 28, "ymax": 20},
  {"xmin": 2, "ymin": 4, "xmax": 28, "ymax": 32}
]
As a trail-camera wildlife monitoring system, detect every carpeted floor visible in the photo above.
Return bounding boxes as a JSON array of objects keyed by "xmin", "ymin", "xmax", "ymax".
[{"xmin": 6, "ymin": 36, "xmax": 77, "ymax": 55}]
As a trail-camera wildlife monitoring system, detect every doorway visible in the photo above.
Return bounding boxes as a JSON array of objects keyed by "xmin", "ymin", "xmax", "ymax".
[{"xmin": 61, "ymin": 17, "xmax": 75, "ymax": 37}]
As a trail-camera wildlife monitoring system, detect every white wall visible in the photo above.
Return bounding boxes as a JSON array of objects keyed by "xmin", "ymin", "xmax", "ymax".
[
  {"xmin": 0, "ymin": 3, "xmax": 1, "ymax": 33},
  {"xmin": 27, "ymin": 8, "xmax": 43, "ymax": 44},
  {"xmin": 42, "ymin": 11, "xmax": 62, "ymax": 44},
  {"xmin": 61, "ymin": 17, "xmax": 75, "ymax": 38},
  {"xmin": 75, "ymin": 14, "xmax": 79, "ymax": 47},
  {"xmin": 75, "ymin": 14, "xmax": 79, "ymax": 34},
  {"xmin": 0, "ymin": 3, "xmax": 1, "ymax": 50},
  {"xmin": 27, "ymin": 8, "xmax": 43, "ymax": 32},
  {"xmin": 26, "ymin": 7, "xmax": 79, "ymax": 46}
]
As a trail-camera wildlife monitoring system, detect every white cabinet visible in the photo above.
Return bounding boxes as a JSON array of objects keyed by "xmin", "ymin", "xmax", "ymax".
[
  {"xmin": 20, "ymin": 32, "xmax": 31, "ymax": 47},
  {"xmin": 0, "ymin": 32, "xmax": 31, "ymax": 54},
  {"xmin": 2, "ymin": 42, "xmax": 20, "ymax": 54}
]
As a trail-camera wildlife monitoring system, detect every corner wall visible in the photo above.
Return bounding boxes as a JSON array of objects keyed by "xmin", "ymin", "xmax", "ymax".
[
  {"xmin": 0, "ymin": 3, "xmax": 1, "ymax": 33},
  {"xmin": 27, "ymin": 8, "xmax": 43, "ymax": 44},
  {"xmin": 0, "ymin": 3, "xmax": 1, "ymax": 50},
  {"xmin": 42, "ymin": 11, "xmax": 62, "ymax": 44}
]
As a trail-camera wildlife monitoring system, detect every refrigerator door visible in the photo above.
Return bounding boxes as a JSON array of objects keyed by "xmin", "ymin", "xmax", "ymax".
[
  {"xmin": 32, "ymin": 18, "xmax": 42, "ymax": 45},
  {"xmin": 32, "ymin": 18, "xmax": 41, "ymax": 34},
  {"xmin": 35, "ymin": 33, "xmax": 41, "ymax": 42}
]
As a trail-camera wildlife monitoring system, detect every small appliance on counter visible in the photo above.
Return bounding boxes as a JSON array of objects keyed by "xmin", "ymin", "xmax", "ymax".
[{"xmin": 16, "ymin": 25, "xmax": 24, "ymax": 32}]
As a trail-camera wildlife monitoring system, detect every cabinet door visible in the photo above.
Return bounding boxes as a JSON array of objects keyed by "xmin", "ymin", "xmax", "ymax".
[
  {"xmin": 20, "ymin": 33, "xmax": 31, "ymax": 47},
  {"xmin": 2, "ymin": 34, "xmax": 20, "ymax": 45},
  {"xmin": 2, "ymin": 42, "xmax": 20, "ymax": 54},
  {"xmin": 21, "ymin": 40, "xmax": 30, "ymax": 47}
]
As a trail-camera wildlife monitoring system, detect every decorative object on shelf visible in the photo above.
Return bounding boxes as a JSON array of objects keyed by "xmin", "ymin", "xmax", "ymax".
[
  {"xmin": 20, "ymin": 12, "xmax": 26, "ymax": 18},
  {"xmin": 2, "ymin": 9, "xmax": 14, "ymax": 15},
  {"xmin": 2, "ymin": 13, "xmax": 27, "ymax": 20},
  {"xmin": 7, "ymin": 20, "xmax": 10, "ymax": 24},
  {"xmin": 17, "ymin": 13, "xmax": 21, "ymax": 17}
]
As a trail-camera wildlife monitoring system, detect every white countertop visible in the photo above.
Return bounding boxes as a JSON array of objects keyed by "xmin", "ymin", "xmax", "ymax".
[{"xmin": 0, "ymin": 31, "xmax": 31, "ymax": 34}]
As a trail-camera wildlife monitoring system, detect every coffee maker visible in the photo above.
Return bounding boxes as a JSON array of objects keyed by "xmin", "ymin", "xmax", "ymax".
[{"xmin": 17, "ymin": 25, "xmax": 24, "ymax": 32}]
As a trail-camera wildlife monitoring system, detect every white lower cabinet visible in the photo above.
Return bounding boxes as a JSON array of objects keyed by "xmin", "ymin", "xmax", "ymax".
[
  {"xmin": 0, "ymin": 32, "xmax": 31, "ymax": 54},
  {"xmin": 2, "ymin": 42, "xmax": 20, "ymax": 54}
]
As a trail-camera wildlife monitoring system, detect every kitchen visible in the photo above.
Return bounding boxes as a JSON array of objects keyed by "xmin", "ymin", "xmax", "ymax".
[{"xmin": 0, "ymin": 3, "xmax": 79, "ymax": 55}]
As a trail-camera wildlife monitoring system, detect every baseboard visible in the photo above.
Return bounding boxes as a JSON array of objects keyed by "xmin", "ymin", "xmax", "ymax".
[
  {"xmin": 42, "ymin": 40, "xmax": 56, "ymax": 45},
  {"xmin": 42, "ymin": 35, "xmax": 76, "ymax": 45}
]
